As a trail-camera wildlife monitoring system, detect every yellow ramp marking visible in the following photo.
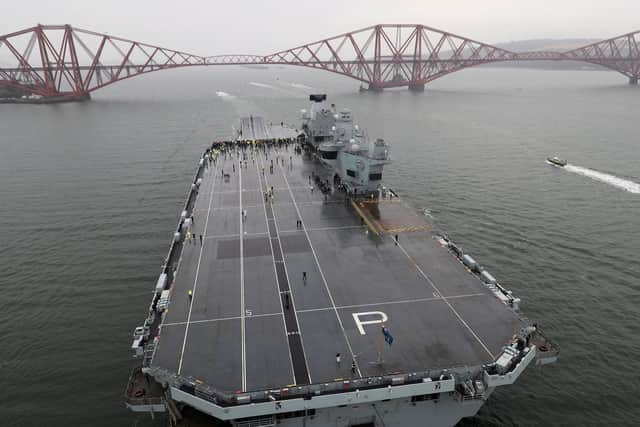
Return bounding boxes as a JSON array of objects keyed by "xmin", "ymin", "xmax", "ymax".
[{"xmin": 350, "ymin": 200, "xmax": 380, "ymax": 236}]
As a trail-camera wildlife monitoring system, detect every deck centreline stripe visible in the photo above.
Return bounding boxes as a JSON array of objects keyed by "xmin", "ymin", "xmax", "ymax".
[
  {"xmin": 239, "ymin": 156, "xmax": 247, "ymax": 392},
  {"xmin": 256, "ymin": 151, "xmax": 297, "ymax": 385},
  {"xmin": 277, "ymin": 161, "xmax": 363, "ymax": 378},
  {"xmin": 260, "ymin": 151, "xmax": 311, "ymax": 385}
]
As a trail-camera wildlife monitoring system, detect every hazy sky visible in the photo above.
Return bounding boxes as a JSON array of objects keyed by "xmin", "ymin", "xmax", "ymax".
[{"xmin": 3, "ymin": 0, "xmax": 639, "ymax": 54}]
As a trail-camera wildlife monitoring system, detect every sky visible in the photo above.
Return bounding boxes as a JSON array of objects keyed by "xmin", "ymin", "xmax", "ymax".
[{"xmin": 2, "ymin": 0, "xmax": 639, "ymax": 55}]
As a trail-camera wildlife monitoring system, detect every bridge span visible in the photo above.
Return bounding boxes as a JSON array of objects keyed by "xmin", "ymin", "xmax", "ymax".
[{"xmin": 1, "ymin": 24, "xmax": 638, "ymax": 101}]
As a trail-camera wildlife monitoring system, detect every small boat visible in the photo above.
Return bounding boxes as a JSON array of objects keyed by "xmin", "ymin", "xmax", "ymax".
[{"xmin": 547, "ymin": 156, "xmax": 567, "ymax": 167}]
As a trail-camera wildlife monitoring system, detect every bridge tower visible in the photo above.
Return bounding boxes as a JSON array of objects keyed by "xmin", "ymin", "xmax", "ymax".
[{"xmin": 368, "ymin": 25, "xmax": 383, "ymax": 92}]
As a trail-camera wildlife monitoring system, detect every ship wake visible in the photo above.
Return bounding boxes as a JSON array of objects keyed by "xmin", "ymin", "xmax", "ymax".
[
  {"xmin": 290, "ymin": 82, "xmax": 314, "ymax": 90},
  {"xmin": 215, "ymin": 91, "xmax": 235, "ymax": 99},
  {"xmin": 249, "ymin": 81, "xmax": 276, "ymax": 89},
  {"xmin": 564, "ymin": 164, "xmax": 640, "ymax": 194}
]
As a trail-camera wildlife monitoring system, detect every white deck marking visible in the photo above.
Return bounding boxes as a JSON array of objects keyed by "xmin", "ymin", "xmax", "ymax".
[
  {"xmin": 296, "ymin": 293, "xmax": 486, "ymax": 314},
  {"xmin": 205, "ymin": 231, "xmax": 269, "ymax": 239},
  {"xmin": 353, "ymin": 311, "xmax": 388, "ymax": 335},
  {"xmin": 211, "ymin": 188, "xmax": 260, "ymax": 194},
  {"xmin": 445, "ymin": 293, "xmax": 488, "ymax": 300},
  {"xmin": 162, "ymin": 312, "xmax": 282, "ymax": 327},
  {"xmin": 260, "ymin": 151, "xmax": 310, "ymax": 384},
  {"xmin": 279, "ymin": 225, "xmax": 365, "ymax": 233},
  {"xmin": 177, "ymin": 159, "xmax": 218, "ymax": 375},
  {"xmin": 200, "ymin": 200, "xmax": 343, "ymax": 212},
  {"xmin": 212, "ymin": 204, "xmax": 261, "ymax": 211},
  {"xmin": 239, "ymin": 157, "xmax": 247, "ymax": 392},
  {"xmin": 278, "ymin": 162, "xmax": 363, "ymax": 377},
  {"xmin": 296, "ymin": 200, "xmax": 344, "ymax": 206},
  {"xmin": 282, "ymin": 185, "xmax": 316, "ymax": 191},
  {"xmin": 394, "ymin": 239, "xmax": 496, "ymax": 359}
]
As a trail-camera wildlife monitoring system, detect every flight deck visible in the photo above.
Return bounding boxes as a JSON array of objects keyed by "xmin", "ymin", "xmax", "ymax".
[{"xmin": 150, "ymin": 138, "xmax": 524, "ymax": 394}]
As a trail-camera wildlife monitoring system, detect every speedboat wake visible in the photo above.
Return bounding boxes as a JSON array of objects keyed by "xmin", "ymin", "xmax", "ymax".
[{"xmin": 564, "ymin": 164, "xmax": 640, "ymax": 194}]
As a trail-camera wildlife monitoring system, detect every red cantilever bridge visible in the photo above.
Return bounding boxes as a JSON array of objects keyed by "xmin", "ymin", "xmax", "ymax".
[{"xmin": 1, "ymin": 24, "xmax": 639, "ymax": 101}]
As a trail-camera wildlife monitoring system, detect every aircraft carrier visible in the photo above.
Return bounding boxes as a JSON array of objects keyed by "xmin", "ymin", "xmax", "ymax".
[{"xmin": 125, "ymin": 95, "xmax": 558, "ymax": 426}]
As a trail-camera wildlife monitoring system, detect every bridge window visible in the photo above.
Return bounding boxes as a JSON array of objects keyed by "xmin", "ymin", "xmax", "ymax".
[
  {"xmin": 346, "ymin": 169, "xmax": 356, "ymax": 177},
  {"xmin": 411, "ymin": 393, "xmax": 439, "ymax": 402},
  {"xmin": 276, "ymin": 409, "xmax": 316, "ymax": 419},
  {"xmin": 321, "ymin": 150, "xmax": 338, "ymax": 159},
  {"xmin": 369, "ymin": 173, "xmax": 382, "ymax": 181}
]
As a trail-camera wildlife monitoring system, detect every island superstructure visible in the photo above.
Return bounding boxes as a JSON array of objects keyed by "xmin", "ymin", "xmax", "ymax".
[
  {"xmin": 125, "ymin": 95, "xmax": 558, "ymax": 426},
  {"xmin": 301, "ymin": 94, "xmax": 390, "ymax": 197}
]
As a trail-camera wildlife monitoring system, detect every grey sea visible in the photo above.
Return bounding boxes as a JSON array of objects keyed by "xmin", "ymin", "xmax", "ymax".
[{"xmin": 1, "ymin": 66, "xmax": 639, "ymax": 426}]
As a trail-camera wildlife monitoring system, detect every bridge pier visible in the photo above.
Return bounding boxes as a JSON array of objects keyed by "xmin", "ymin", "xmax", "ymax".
[
  {"xmin": 0, "ymin": 91, "xmax": 91, "ymax": 104},
  {"xmin": 630, "ymin": 76, "xmax": 638, "ymax": 85},
  {"xmin": 38, "ymin": 92, "xmax": 91, "ymax": 104},
  {"xmin": 408, "ymin": 83, "xmax": 425, "ymax": 92},
  {"xmin": 367, "ymin": 83, "xmax": 383, "ymax": 92}
]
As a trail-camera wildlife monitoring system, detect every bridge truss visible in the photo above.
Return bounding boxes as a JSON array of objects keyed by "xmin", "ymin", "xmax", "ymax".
[{"xmin": 0, "ymin": 24, "xmax": 638, "ymax": 100}]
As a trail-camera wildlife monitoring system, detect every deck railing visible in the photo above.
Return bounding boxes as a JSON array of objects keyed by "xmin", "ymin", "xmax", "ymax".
[{"xmin": 137, "ymin": 149, "xmax": 210, "ymax": 364}]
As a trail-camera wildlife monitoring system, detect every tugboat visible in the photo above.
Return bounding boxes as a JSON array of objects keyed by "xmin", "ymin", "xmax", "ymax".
[{"xmin": 547, "ymin": 156, "xmax": 567, "ymax": 167}]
